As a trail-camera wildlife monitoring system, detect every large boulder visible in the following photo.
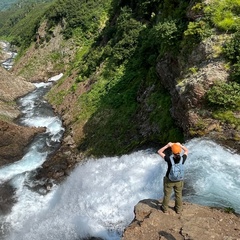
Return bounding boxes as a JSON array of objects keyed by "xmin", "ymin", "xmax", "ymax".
[{"xmin": 0, "ymin": 120, "xmax": 45, "ymax": 167}]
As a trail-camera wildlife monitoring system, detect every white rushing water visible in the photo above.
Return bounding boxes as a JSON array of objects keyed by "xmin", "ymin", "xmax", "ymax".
[
  {"xmin": 0, "ymin": 41, "xmax": 17, "ymax": 70},
  {"xmin": 1, "ymin": 138, "xmax": 239, "ymax": 240},
  {"xmin": 0, "ymin": 82, "xmax": 64, "ymax": 185}
]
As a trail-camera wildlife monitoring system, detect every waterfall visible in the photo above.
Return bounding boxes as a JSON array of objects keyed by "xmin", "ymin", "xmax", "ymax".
[{"xmin": 0, "ymin": 137, "xmax": 239, "ymax": 240}]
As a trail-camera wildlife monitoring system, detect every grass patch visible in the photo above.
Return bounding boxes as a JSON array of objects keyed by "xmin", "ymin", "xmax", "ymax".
[
  {"xmin": 212, "ymin": 110, "xmax": 240, "ymax": 128},
  {"xmin": 47, "ymin": 89, "xmax": 68, "ymax": 106},
  {"xmin": 224, "ymin": 207, "xmax": 235, "ymax": 214}
]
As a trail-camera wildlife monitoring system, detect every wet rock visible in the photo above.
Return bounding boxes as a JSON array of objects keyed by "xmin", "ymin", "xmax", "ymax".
[
  {"xmin": 0, "ymin": 182, "xmax": 16, "ymax": 215},
  {"xmin": 34, "ymin": 144, "xmax": 80, "ymax": 182},
  {"xmin": 0, "ymin": 120, "xmax": 45, "ymax": 167}
]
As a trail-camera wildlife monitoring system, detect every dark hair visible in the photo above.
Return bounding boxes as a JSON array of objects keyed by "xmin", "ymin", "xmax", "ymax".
[{"xmin": 174, "ymin": 154, "xmax": 181, "ymax": 161}]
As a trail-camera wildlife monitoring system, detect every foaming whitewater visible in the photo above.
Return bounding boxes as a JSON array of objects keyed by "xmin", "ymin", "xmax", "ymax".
[
  {"xmin": 2, "ymin": 139, "xmax": 240, "ymax": 240},
  {"xmin": 0, "ymin": 80, "xmax": 64, "ymax": 238},
  {"xmin": 0, "ymin": 41, "xmax": 17, "ymax": 70},
  {"xmin": 184, "ymin": 139, "xmax": 240, "ymax": 210},
  {"xmin": 0, "ymin": 82, "xmax": 64, "ymax": 184},
  {"xmin": 18, "ymin": 82, "xmax": 64, "ymax": 143}
]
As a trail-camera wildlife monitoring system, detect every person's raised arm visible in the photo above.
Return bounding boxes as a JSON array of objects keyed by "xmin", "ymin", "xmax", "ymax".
[{"xmin": 157, "ymin": 142, "xmax": 173, "ymax": 158}]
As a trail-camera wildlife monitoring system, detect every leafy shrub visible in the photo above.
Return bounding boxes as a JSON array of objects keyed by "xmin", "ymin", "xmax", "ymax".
[
  {"xmin": 205, "ymin": 0, "xmax": 240, "ymax": 31},
  {"xmin": 183, "ymin": 20, "xmax": 211, "ymax": 44},
  {"xmin": 212, "ymin": 110, "xmax": 240, "ymax": 126},
  {"xmin": 46, "ymin": 0, "xmax": 112, "ymax": 40},
  {"xmin": 206, "ymin": 82, "xmax": 240, "ymax": 110},
  {"xmin": 108, "ymin": 6, "xmax": 144, "ymax": 64},
  {"xmin": 149, "ymin": 19, "xmax": 179, "ymax": 54},
  {"xmin": 223, "ymin": 31, "xmax": 240, "ymax": 64},
  {"xmin": 223, "ymin": 31, "xmax": 240, "ymax": 82}
]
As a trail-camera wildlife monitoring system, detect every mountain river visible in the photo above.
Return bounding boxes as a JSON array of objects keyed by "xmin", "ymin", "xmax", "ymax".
[
  {"xmin": 0, "ymin": 44, "xmax": 239, "ymax": 240},
  {"xmin": 0, "ymin": 41, "xmax": 17, "ymax": 70}
]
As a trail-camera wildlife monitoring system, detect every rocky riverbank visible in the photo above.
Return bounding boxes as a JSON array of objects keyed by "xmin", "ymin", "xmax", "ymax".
[
  {"xmin": 0, "ymin": 120, "xmax": 45, "ymax": 167},
  {"xmin": 0, "ymin": 67, "xmax": 45, "ymax": 167},
  {"xmin": 122, "ymin": 199, "xmax": 240, "ymax": 240}
]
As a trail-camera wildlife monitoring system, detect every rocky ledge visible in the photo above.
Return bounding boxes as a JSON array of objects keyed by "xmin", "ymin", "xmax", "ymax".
[
  {"xmin": 0, "ymin": 120, "xmax": 45, "ymax": 167},
  {"xmin": 122, "ymin": 199, "xmax": 240, "ymax": 240}
]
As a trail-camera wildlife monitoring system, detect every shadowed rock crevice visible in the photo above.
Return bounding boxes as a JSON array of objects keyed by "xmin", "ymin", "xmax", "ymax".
[{"xmin": 0, "ymin": 182, "xmax": 16, "ymax": 215}]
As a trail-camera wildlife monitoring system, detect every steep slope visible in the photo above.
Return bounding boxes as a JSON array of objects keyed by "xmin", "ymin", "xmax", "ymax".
[
  {"xmin": 12, "ymin": 21, "xmax": 76, "ymax": 82},
  {"xmin": 43, "ymin": 0, "xmax": 240, "ymax": 157},
  {"xmin": 156, "ymin": 33, "xmax": 240, "ymax": 151}
]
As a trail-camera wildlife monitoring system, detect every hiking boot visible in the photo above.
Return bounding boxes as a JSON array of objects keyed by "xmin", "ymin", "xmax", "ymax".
[
  {"xmin": 160, "ymin": 206, "xmax": 168, "ymax": 213},
  {"xmin": 174, "ymin": 206, "xmax": 182, "ymax": 214}
]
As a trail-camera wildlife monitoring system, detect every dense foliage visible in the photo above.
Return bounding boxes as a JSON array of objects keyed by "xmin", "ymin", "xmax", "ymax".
[
  {"xmin": 207, "ymin": 82, "xmax": 240, "ymax": 110},
  {"xmin": 205, "ymin": 0, "xmax": 240, "ymax": 32},
  {"xmin": 47, "ymin": 0, "xmax": 192, "ymax": 155},
  {"xmin": 1, "ymin": 0, "xmax": 240, "ymax": 156},
  {"xmin": 223, "ymin": 31, "xmax": 240, "ymax": 83},
  {"xmin": 201, "ymin": 0, "xmax": 240, "ymax": 114},
  {"xmin": 45, "ymin": 0, "xmax": 112, "ymax": 40},
  {"xmin": 0, "ymin": 0, "xmax": 53, "ymax": 48}
]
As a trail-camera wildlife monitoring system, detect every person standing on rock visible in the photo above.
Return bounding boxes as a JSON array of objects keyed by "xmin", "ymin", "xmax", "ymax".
[{"xmin": 158, "ymin": 142, "xmax": 188, "ymax": 214}]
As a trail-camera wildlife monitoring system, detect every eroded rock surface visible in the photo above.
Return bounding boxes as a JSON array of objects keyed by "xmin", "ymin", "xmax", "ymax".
[
  {"xmin": 122, "ymin": 199, "xmax": 240, "ymax": 240},
  {"xmin": 0, "ymin": 120, "xmax": 45, "ymax": 167}
]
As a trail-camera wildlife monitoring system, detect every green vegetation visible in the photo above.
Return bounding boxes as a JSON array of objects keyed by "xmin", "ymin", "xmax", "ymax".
[
  {"xmin": 0, "ymin": 0, "xmax": 53, "ymax": 50},
  {"xmin": 46, "ymin": 0, "xmax": 189, "ymax": 156},
  {"xmin": 46, "ymin": 0, "xmax": 112, "ymax": 40},
  {"xmin": 224, "ymin": 207, "xmax": 235, "ymax": 214},
  {"xmin": 2, "ymin": 0, "xmax": 240, "ymax": 156},
  {"xmin": 200, "ymin": 0, "xmax": 240, "ymax": 127},
  {"xmin": 204, "ymin": 0, "xmax": 240, "ymax": 84},
  {"xmin": 0, "ymin": 0, "xmax": 50, "ymax": 11},
  {"xmin": 205, "ymin": 0, "xmax": 240, "ymax": 32},
  {"xmin": 207, "ymin": 82, "xmax": 240, "ymax": 127},
  {"xmin": 223, "ymin": 31, "xmax": 240, "ymax": 83},
  {"xmin": 213, "ymin": 111, "xmax": 240, "ymax": 129},
  {"xmin": 207, "ymin": 82, "xmax": 240, "ymax": 110}
]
